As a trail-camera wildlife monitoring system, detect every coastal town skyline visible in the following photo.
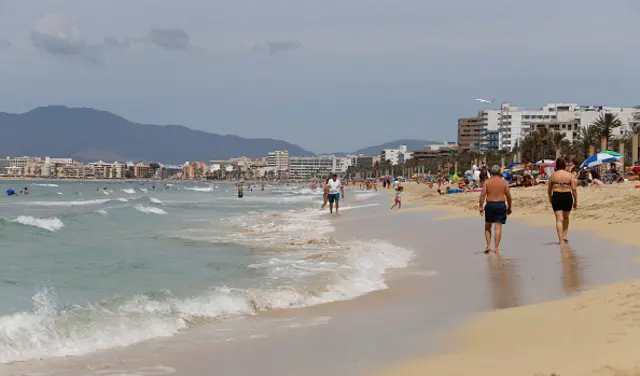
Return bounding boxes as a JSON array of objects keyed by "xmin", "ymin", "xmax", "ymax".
[{"xmin": 2, "ymin": 100, "xmax": 639, "ymax": 179}]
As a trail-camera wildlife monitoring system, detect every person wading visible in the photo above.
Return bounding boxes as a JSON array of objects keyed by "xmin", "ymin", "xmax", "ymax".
[
  {"xmin": 479, "ymin": 165, "xmax": 512, "ymax": 253},
  {"xmin": 327, "ymin": 174, "xmax": 344, "ymax": 214},
  {"xmin": 548, "ymin": 158, "xmax": 578, "ymax": 245}
]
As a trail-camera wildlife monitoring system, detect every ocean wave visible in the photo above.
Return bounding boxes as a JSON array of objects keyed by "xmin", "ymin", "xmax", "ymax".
[
  {"xmin": 31, "ymin": 183, "xmax": 59, "ymax": 187},
  {"xmin": 183, "ymin": 186, "xmax": 214, "ymax": 192},
  {"xmin": 11, "ymin": 216, "xmax": 64, "ymax": 232},
  {"xmin": 121, "ymin": 188, "xmax": 136, "ymax": 194},
  {"xmin": 134, "ymin": 205, "xmax": 167, "ymax": 215},
  {"xmin": 149, "ymin": 197, "xmax": 164, "ymax": 205},
  {"xmin": 354, "ymin": 192, "xmax": 378, "ymax": 200},
  {"xmin": 139, "ymin": 188, "xmax": 149, "ymax": 193},
  {"xmin": 0, "ymin": 240, "xmax": 414, "ymax": 364},
  {"xmin": 18, "ymin": 199, "xmax": 111, "ymax": 207},
  {"xmin": 94, "ymin": 209, "xmax": 108, "ymax": 216}
]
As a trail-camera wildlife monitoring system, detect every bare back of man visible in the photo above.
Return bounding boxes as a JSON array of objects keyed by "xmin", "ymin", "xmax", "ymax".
[{"xmin": 479, "ymin": 167, "xmax": 512, "ymax": 254}]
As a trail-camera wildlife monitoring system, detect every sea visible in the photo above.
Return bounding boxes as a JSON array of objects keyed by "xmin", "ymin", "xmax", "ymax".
[{"xmin": 0, "ymin": 181, "xmax": 412, "ymax": 365}]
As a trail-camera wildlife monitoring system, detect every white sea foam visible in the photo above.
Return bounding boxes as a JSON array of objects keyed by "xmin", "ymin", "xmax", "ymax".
[
  {"xmin": 56, "ymin": 192, "xmax": 63, "ymax": 195},
  {"xmin": 183, "ymin": 186, "xmax": 214, "ymax": 192},
  {"xmin": 139, "ymin": 188, "xmax": 149, "ymax": 193},
  {"xmin": 122, "ymin": 188, "xmax": 136, "ymax": 194},
  {"xmin": 12, "ymin": 216, "xmax": 64, "ymax": 232},
  {"xmin": 355, "ymin": 192, "xmax": 378, "ymax": 200},
  {"xmin": 18, "ymin": 199, "xmax": 110, "ymax": 207},
  {"xmin": 31, "ymin": 183, "xmax": 59, "ymax": 187},
  {"xmin": 149, "ymin": 197, "xmax": 164, "ymax": 205},
  {"xmin": 117, "ymin": 198, "xmax": 129, "ymax": 202},
  {"xmin": 0, "ymin": 240, "xmax": 414, "ymax": 364},
  {"xmin": 134, "ymin": 205, "xmax": 167, "ymax": 215},
  {"xmin": 94, "ymin": 209, "xmax": 108, "ymax": 216}
]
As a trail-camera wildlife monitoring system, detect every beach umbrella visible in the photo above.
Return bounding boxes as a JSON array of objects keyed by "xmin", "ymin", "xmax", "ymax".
[
  {"xmin": 580, "ymin": 152, "xmax": 620, "ymax": 168},
  {"xmin": 505, "ymin": 162, "xmax": 523, "ymax": 170},
  {"xmin": 600, "ymin": 150, "xmax": 622, "ymax": 157}
]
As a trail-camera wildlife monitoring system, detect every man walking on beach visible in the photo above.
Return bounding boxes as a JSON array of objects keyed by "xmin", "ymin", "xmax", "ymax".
[
  {"xmin": 327, "ymin": 174, "xmax": 344, "ymax": 215},
  {"xmin": 479, "ymin": 165, "xmax": 512, "ymax": 253}
]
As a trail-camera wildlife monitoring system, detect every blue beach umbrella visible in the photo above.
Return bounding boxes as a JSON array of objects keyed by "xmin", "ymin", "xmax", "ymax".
[{"xmin": 580, "ymin": 153, "xmax": 620, "ymax": 168}]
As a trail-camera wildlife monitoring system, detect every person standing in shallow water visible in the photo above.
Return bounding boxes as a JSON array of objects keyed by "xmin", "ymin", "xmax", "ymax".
[
  {"xmin": 326, "ymin": 174, "xmax": 344, "ymax": 214},
  {"xmin": 479, "ymin": 165, "xmax": 512, "ymax": 253},
  {"xmin": 548, "ymin": 158, "xmax": 578, "ymax": 245},
  {"xmin": 237, "ymin": 182, "xmax": 244, "ymax": 198}
]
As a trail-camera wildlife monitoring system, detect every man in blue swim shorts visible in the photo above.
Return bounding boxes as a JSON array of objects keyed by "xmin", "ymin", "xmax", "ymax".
[
  {"xmin": 479, "ymin": 165, "xmax": 512, "ymax": 254},
  {"xmin": 326, "ymin": 174, "xmax": 344, "ymax": 214}
]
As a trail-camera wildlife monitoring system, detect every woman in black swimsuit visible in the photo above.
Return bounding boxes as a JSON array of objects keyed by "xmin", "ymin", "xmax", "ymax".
[{"xmin": 547, "ymin": 158, "xmax": 578, "ymax": 246}]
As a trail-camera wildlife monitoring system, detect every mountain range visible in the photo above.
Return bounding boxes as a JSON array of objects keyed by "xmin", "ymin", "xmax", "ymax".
[
  {"xmin": 0, "ymin": 106, "xmax": 313, "ymax": 164},
  {"xmin": 0, "ymin": 106, "xmax": 450, "ymax": 164}
]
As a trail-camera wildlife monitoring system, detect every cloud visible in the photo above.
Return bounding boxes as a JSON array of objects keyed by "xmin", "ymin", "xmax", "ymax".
[
  {"xmin": 30, "ymin": 14, "xmax": 101, "ymax": 63},
  {"xmin": 148, "ymin": 29, "xmax": 190, "ymax": 51},
  {"xmin": 29, "ymin": 16, "xmax": 191, "ymax": 62},
  {"xmin": 252, "ymin": 40, "xmax": 303, "ymax": 55}
]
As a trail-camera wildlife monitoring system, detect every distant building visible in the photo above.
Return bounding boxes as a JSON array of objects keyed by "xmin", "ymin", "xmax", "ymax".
[
  {"xmin": 288, "ymin": 155, "xmax": 352, "ymax": 179},
  {"xmin": 347, "ymin": 154, "xmax": 375, "ymax": 169},
  {"xmin": 475, "ymin": 103, "xmax": 638, "ymax": 152},
  {"xmin": 42, "ymin": 157, "xmax": 73, "ymax": 177},
  {"xmin": 129, "ymin": 162, "xmax": 152, "ymax": 178},
  {"xmin": 381, "ymin": 145, "xmax": 413, "ymax": 166},
  {"xmin": 159, "ymin": 165, "xmax": 184, "ymax": 179},
  {"xmin": 183, "ymin": 161, "xmax": 207, "ymax": 179},
  {"xmin": 425, "ymin": 141, "xmax": 458, "ymax": 151},
  {"xmin": 458, "ymin": 116, "xmax": 483, "ymax": 153},
  {"xmin": 267, "ymin": 150, "xmax": 290, "ymax": 173},
  {"xmin": 88, "ymin": 161, "xmax": 125, "ymax": 179},
  {"xmin": 412, "ymin": 145, "xmax": 458, "ymax": 161}
]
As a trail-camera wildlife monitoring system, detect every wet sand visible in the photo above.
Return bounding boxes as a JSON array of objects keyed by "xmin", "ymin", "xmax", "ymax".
[{"xmin": 5, "ymin": 193, "xmax": 640, "ymax": 376}]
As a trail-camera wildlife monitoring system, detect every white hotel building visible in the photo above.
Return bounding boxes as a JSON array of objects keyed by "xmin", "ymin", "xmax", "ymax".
[
  {"xmin": 288, "ymin": 155, "xmax": 352, "ymax": 179},
  {"xmin": 479, "ymin": 103, "xmax": 639, "ymax": 152},
  {"xmin": 381, "ymin": 144, "xmax": 413, "ymax": 166}
]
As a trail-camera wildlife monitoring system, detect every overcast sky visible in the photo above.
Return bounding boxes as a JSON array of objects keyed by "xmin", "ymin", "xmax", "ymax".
[{"xmin": 0, "ymin": 0, "xmax": 638, "ymax": 153}]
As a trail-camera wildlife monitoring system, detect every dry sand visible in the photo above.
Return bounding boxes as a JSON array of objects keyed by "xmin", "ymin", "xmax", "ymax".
[
  {"xmin": 400, "ymin": 182, "xmax": 640, "ymax": 247},
  {"xmin": 379, "ymin": 182, "xmax": 640, "ymax": 376},
  {"xmin": 380, "ymin": 280, "xmax": 640, "ymax": 376}
]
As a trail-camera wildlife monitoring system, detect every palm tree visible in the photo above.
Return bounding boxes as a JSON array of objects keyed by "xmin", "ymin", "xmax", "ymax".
[
  {"xmin": 576, "ymin": 124, "xmax": 598, "ymax": 157},
  {"xmin": 552, "ymin": 132, "xmax": 566, "ymax": 159},
  {"xmin": 592, "ymin": 113, "xmax": 622, "ymax": 150}
]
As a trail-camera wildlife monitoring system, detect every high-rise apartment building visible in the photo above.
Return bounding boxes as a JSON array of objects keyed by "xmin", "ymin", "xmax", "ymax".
[
  {"xmin": 267, "ymin": 150, "xmax": 290, "ymax": 172},
  {"xmin": 474, "ymin": 103, "xmax": 638, "ymax": 152},
  {"xmin": 457, "ymin": 117, "xmax": 483, "ymax": 153}
]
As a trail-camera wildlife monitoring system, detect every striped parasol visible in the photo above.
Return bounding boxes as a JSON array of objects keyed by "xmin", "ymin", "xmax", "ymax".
[{"xmin": 580, "ymin": 152, "xmax": 621, "ymax": 168}]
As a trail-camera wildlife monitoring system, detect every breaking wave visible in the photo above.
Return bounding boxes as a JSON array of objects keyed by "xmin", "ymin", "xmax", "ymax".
[
  {"xmin": 183, "ymin": 186, "xmax": 215, "ymax": 192},
  {"xmin": 11, "ymin": 216, "xmax": 64, "ymax": 232},
  {"xmin": 0, "ymin": 240, "xmax": 413, "ymax": 364},
  {"xmin": 134, "ymin": 205, "xmax": 168, "ymax": 215}
]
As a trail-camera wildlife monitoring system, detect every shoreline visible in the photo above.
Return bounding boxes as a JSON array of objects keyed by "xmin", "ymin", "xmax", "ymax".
[
  {"xmin": 4, "ymin": 189, "xmax": 640, "ymax": 375},
  {"xmin": 378, "ymin": 182, "xmax": 640, "ymax": 376}
]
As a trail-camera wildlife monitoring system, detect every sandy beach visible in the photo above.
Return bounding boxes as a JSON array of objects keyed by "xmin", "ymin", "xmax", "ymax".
[
  {"xmin": 5, "ymin": 186, "xmax": 640, "ymax": 376},
  {"xmin": 378, "ymin": 182, "xmax": 640, "ymax": 376},
  {"xmin": 400, "ymin": 181, "xmax": 640, "ymax": 247}
]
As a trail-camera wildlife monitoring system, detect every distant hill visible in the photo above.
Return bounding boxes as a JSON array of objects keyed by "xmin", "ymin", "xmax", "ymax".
[
  {"xmin": 0, "ymin": 106, "xmax": 313, "ymax": 164},
  {"xmin": 342, "ymin": 139, "xmax": 446, "ymax": 156}
]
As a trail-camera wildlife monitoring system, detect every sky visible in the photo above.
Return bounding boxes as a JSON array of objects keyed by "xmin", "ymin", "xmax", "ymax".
[{"xmin": 0, "ymin": 0, "xmax": 639, "ymax": 153}]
